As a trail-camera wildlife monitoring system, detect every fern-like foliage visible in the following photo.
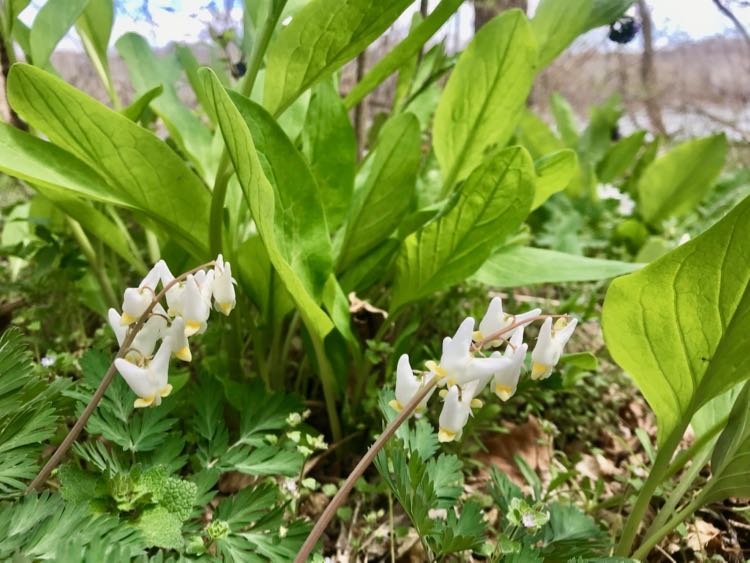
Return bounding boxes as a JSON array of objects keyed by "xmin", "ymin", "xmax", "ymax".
[{"xmin": 0, "ymin": 329, "xmax": 65, "ymax": 498}]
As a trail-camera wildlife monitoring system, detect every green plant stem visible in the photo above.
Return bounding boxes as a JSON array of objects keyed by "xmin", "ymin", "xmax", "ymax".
[
  {"xmin": 661, "ymin": 416, "xmax": 727, "ymax": 482},
  {"xmin": 66, "ymin": 217, "xmax": 118, "ymax": 309},
  {"xmin": 106, "ymin": 207, "xmax": 147, "ymax": 274},
  {"xmin": 632, "ymin": 492, "xmax": 706, "ymax": 560},
  {"xmin": 208, "ymin": 0, "xmax": 285, "ymax": 255},
  {"xmin": 310, "ymin": 333, "xmax": 342, "ymax": 443},
  {"xmin": 295, "ymin": 376, "xmax": 439, "ymax": 562},
  {"xmin": 615, "ymin": 421, "xmax": 688, "ymax": 556},
  {"xmin": 26, "ymin": 261, "xmax": 215, "ymax": 492}
]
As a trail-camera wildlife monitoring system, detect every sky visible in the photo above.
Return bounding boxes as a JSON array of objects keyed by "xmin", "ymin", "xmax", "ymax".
[{"xmin": 18, "ymin": 0, "xmax": 750, "ymax": 51}]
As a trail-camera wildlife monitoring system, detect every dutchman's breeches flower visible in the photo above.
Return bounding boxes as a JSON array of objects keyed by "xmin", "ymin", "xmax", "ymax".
[
  {"xmin": 120, "ymin": 261, "xmax": 169, "ymax": 325},
  {"xmin": 474, "ymin": 296, "xmax": 541, "ymax": 347},
  {"xmin": 182, "ymin": 273, "xmax": 213, "ymax": 336},
  {"xmin": 530, "ymin": 316, "xmax": 578, "ymax": 380},
  {"xmin": 212, "ymin": 254, "xmax": 237, "ymax": 315},
  {"xmin": 389, "ymin": 354, "xmax": 435, "ymax": 414},
  {"xmin": 438, "ymin": 385, "xmax": 473, "ymax": 442},
  {"xmin": 492, "ymin": 327, "xmax": 528, "ymax": 401}
]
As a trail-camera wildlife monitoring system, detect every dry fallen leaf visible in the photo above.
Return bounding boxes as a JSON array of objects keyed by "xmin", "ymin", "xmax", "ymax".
[{"xmin": 348, "ymin": 292, "xmax": 388, "ymax": 317}]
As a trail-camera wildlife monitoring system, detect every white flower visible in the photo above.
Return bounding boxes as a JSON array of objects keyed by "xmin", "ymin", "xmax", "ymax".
[
  {"xmin": 389, "ymin": 354, "xmax": 435, "ymax": 414},
  {"xmin": 212, "ymin": 254, "xmax": 236, "ymax": 315},
  {"xmin": 114, "ymin": 327, "xmax": 176, "ymax": 409},
  {"xmin": 109, "ymin": 304, "xmax": 169, "ymax": 361},
  {"xmin": 437, "ymin": 384, "xmax": 474, "ymax": 443},
  {"xmin": 522, "ymin": 512, "xmax": 538, "ymax": 528},
  {"xmin": 530, "ymin": 316, "xmax": 577, "ymax": 380},
  {"xmin": 168, "ymin": 316, "xmax": 192, "ymax": 362},
  {"xmin": 40, "ymin": 355, "xmax": 56, "ymax": 368},
  {"xmin": 181, "ymin": 273, "xmax": 213, "ymax": 336},
  {"xmin": 119, "ymin": 261, "xmax": 167, "ymax": 325},
  {"xmin": 493, "ymin": 327, "xmax": 528, "ymax": 401},
  {"xmin": 474, "ymin": 297, "xmax": 541, "ymax": 346},
  {"xmin": 426, "ymin": 317, "xmax": 505, "ymax": 388}
]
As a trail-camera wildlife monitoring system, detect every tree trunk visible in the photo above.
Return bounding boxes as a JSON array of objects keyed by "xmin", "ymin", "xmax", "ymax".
[
  {"xmin": 637, "ymin": 0, "xmax": 667, "ymax": 135},
  {"xmin": 473, "ymin": 0, "xmax": 527, "ymax": 31}
]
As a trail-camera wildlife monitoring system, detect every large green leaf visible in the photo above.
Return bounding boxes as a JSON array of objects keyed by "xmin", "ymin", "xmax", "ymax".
[
  {"xmin": 343, "ymin": 0, "xmax": 463, "ymax": 109},
  {"xmin": 532, "ymin": 0, "xmax": 592, "ymax": 68},
  {"xmin": 263, "ymin": 0, "xmax": 412, "ymax": 116},
  {"xmin": 596, "ymin": 131, "xmax": 646, "ymax": 184},
  {"xmin": 586, "ymin": 0, "xmax": 636, "ymax": 28},
  {"xmin": 703, "ymin": 381, "xmax": 750, "ymax": 502},
  {"xmin": 433, "ymin": 10, "xmax": 537, "ymax": 189},
  {"xmin": 302, "ymin": 78, "xmax": 356, "ymax": 231},
  {"xmin": 637, "ymin": 134, "xmax": 727, "ymax": 225},
  {"xmin": 337, "ymin": 112, "xmax": 421, "ymax": 272},
  {"xmin": 75, "ymin": 0, "xmax": 114, "ymax": 90},
  {"xmin": 7, "ymin": 64, "xmax": 211, "ymax": 253},
  {"xmin": 533, "ymin": 149, "xmax": 578, "ymax": 209},
  {"xmin": 391, "ymin": 146, "xmax": 534, "ymax": 309},
  {"xmin": 474, "ymin": 246, "xmax": 641, "ymax": 288},
  {"xmin": 116, "ymin": 33, "xmax": 215, "ymax": 180},
  {"xmin": 29, "ymin": 0, "xmax": 89, "ymax": 66},
  {"xmin": 226, "ymin": 90, "xmax": 333, "ymax": 300},
  {"xmin": 200, "ymin": 68, "xmax": 333, "ymax": 338},
  {"xmin": 602, "ymin": 194, "xmax": 750, "ymax": 444}
]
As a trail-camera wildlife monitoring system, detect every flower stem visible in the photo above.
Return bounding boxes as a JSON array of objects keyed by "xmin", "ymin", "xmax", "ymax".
[
  {"xmin": 294, "ymin": 377, "xmax": 439, "ymax": 562},
  {"xmin": 631, "ymin": 491, "xmax": 706, "ymax": 560},
  {"xmin": 26, "ymin": 261, "xmax": 215, "ymax": 492}
]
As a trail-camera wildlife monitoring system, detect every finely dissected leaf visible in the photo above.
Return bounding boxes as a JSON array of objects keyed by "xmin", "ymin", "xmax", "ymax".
[
  {"xmin": 533, "ymin": 149, "xmax": 578, "ymax": 209},
  {"xmin": 76, "ymin": 0, "xmax": 114, "ymax": 86},
  {"xmin": 337, "ymin": 113, "xmax": 421, "ymax": 271},
  {"xmin": 263, "ymin": 0, "xmax": 412, "ymax": 115},
  {"xmin": 391, "ymin": 146, "xmax": 534, "ymax": 309},
  {"xmin": 302, "ymin": 78, "xmax": 357, "ymax": 230},
  {"xmin": 116, "ymin": 33, "xmax": 215, "ymax": 180},
  {"xmin": 597, "ymin": 131, "xmax": 646, "ymax": 184},
  {"xmin": 474, "ymin": 246, "xmax": 641, "ymax": 288},
  {"xmin": 7, "ymin": 64, "xmax": 211, "ymax": 253},
  {"xmin": 214, "ymin": 483, "xmax": 278, "ymax": 528},
  {"xmin": 433, "ymin": 10, "xmax": 537, "ymax": 187},
  {"xmin": 200, "ymin": 68, "xmax": 334, "ymax": 338},
  {"xmin": 227, "ymin": 90, "xmax": 333, "ymax": 300},
  {"xmin": 637, "ymin": 134, "xmax": 727, "ymax": 224},
  {"xmin": 703, "ymin": 381, "xmax": 750, "ymax": 502},
  {"xmin": 602, "ymin": 194, "xmax": 750, "ymax": 444},
  {"xmin": 532, "ymin": 0, "xmax": 592, "ymax": 68},
  {"xmin": 29, "ymin": 0, "xmax": 89, "ymax": 66}
]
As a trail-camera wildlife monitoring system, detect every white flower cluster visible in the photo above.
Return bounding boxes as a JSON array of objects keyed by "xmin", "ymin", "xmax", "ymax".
[
  {"xmin": 108, "ymin": 256, "xmax": 236, "ymax": 408},
  {"xmin": 390, "ymin": 297, "xmax": 577, "ymax": 443}
]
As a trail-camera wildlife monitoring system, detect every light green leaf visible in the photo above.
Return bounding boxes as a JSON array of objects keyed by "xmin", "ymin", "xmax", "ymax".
[
  {"xmin": 343, "ymin": 0, "xmax": 463, "ymax": 109},
  {"xmin": 560, "ymin": 352, "xmax": 598, "ymax": 371},
  {"xmin": 433, "ymin": 10, "xmax": 537, "ymax": 188},
  {"xmin": 597, "ymin": 131, "xmax": 646, "ymax": 183},
  {"xmin": 175, "ymin": 44, "xmax": 216, "ymax": 123},
  {"xmin": 226, "ymin": 89, "xmax": 333, "ymax": 300},
  {"xmin": 7, "ymin": 64, "xmax": 211, "ymax": 253},
  {"xmin": 337, "ymin": 113, "xmax": 421, "ymax": 272},
  {"xmin": 586, "ymin": 0, "xmax": 636, "ymax": 28},
  {"xmin": 474, "ymin": 245, "xmax": 640, "ymax": 288},
  {"xmin": 119, "ymin": 85, "xmax": 163, "ymax": 122},
  {"xmin": 116, "ymin": 33, "xmax": 215, "ymax": 180},
  {"xmin": 302, "ymin": 78, "xmax": 356, "ymax": 230},
  {"xmin": 549, "ymin": 93, "xmax": 579, "ymax": 147},
  {"xmin": 516, "ymin": 110, "xmax": 565, "ymax": 159},
  {"xmin": 264, "ymin": 0, "xmax": 412, "ymax": 116},
  {"xmin": 533, "ymin": 149, "xmax": 578, "ymax": 209},
  {"xmin": 532, "ymin": 0, "xmax": 592, "ymax": 68},
  {"xmin": 602, "ymin": 194, "xmax": 750, "ymax": 444},
  {"xmin": 75, "ymin": 0, "xmax": 114, "ymax": 91},
  {"xmin": 704, "ymin": 381, "xmax": 750, "ymax": 502},
  {"xmin": 200, "ymin": 68, "xmax": 334, "ymax": 338},
  {"xmin": 637, "ymin": 134, "xmax": 727, "ymax": 225},
  {"xmin": 391, "ymin": 146, "xmax": 534, "ymax": 309},
  {"xmin": 29, "ymin": 0, "xmax": 89, "ymax": 66}
]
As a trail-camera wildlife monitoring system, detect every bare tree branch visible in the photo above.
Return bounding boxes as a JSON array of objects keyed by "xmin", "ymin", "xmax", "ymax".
[{"xmin": 712, "ymin": 0, "xmax": 750, "ymax": 50}]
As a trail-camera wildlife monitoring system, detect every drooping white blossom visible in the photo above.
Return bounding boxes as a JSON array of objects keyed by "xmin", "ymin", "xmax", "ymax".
[
  {"xmin": 530, "ymin": 316, "xmax": 577, "ymax": 380},
  {"xmin": 212, "ymin": 254, "xmax": 236, "ymax": 315},
  {"xmin": 389, "ymin": 354, "xmax": 435, "ymax": 414},
  {"xmin": 437, "ymin": 384, "xmax": 474, "ymax": 443},
  {"xmin": 493, "ymin": 327, "xmax": 528, "ymax": 401},
  {"xmin": 475, "ymin": 297, "xmax": 541, "ymax": 347},
  {"xmin": 119, "ymin": 261, "xmax": 168, "ymax": 325}
]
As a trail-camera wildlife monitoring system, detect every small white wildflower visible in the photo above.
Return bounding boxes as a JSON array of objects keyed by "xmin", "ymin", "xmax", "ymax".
[
  {"xmin": 283, "ymin": 478, "xmax": 298, "ymax": 495},
  {"xmin": 428, "ymin": 508, "xmax": 448, "ymax": 520},
  {"xmin": 40, "ymin": 355, "xmax": 56, "ymax": 368},
  {"xmin": 522, "ymin": 512, "xmax": 537, "ymax": 528},
  {"xmin": 279, "ymin": 526, "xmax": 288, "ymax": 539},
  {"xmin": 287, "ymin": 412, "xmax": 303, "ymax": 427}
]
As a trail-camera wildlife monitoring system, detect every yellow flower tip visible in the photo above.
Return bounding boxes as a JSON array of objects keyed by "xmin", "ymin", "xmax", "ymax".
[
  {"xmin": 388, "ymin": 399, "xmax": 403, "ymax": 412},
  {"xmin": 184, "ymin": 320, "xmax": 202, "ymax": 336},
  {"xmin": 495, "ymin": 384, "xmax": 514, "ymax": 401},
  {"xmin": 439, "ymin": 389, "xmax": 449, "ymax": 399},
  {"xmin": 554, "ymin": 317, "xmax": 569, "ymax": 330},
  {"xmin": 472, "ymin": 330, "xmax": 483, "ymax": 342},
  {"xmin": 438, "ymin": 428, "xmax": 457, "ymax": 443},
  {"xmin": 446, "ymin": 378, "xmax": 457, "ymax": 387},
  {"xmin": 159, "ymin": 384, "xmax": 173, "ymax": 398},
  {"xmin": 531, "ymin": 362, "xmax": 551, "ymax": 381},
  {"xmin": 120, "ymin": 313, "xmax": 136, "ymax": 326},
  {"xmin": 415, "ymin": 405, "xmax": 426, "ymax": 413},
  {"xmin": 470, "ymin": 398, "xmax": 484, "ymax": 409},
  {"xmin": 134, "ymin": 395, "xmax": 155, "ymax": 408},
  {"xmin": 175, "ymin": 346, "xmax": 192, "ymax": 362},
  {"xmin": 219, "ymin": 302, "xmax": 233, "ymax": 316}
]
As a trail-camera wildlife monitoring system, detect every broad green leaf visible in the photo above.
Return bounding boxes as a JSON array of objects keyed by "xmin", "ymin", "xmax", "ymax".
[
  {"xmin": 703, "ymin": 381, "xmax": 750, "ymax": 502},
  {"xmin": 337, "ymin": 113, "xmax": 421, "ymax": 272},
  {"xmin": 596, "ymin": 131, "xmax": 646, "ymax": 183},
  {"xmin": 175, "ymin": 44, "xmax": 216, "ymax": 123},
  {"xmin": 7, "ymin": 64, "xmax": 211, "ymax": 253},
  {"xmin": 343, "ymin": 0, "xmax": 463, "ymax": 109},
  {"xmin": 120, "ymin": 85, "xmax": 163, "ymax": 122},
  {"xmin": 340, "ymin": 238, "xmax": 400, "ymax": 293},
  {"xmin": 516, "ymin": 110, "xmax": 565, "ymax": 159},
  {"xmin": 29, "ymin": 0, "xmax": 89, "ymax": 66},
  {"xmin": 75, "ymin": 0, "xmax": 114, "ymax": 92},
  {"xmin": 586, "ymin": 0, "xmax": 636, "ymax": 28},
  {"xmin": 637, "ymin": 134, "xmax": 727, "ymax": 225},
  {"xmin": 533, "ymin": 149, "xmax": 578, "ymax": 209},
  {"xmin": 473, "ymin": 245, "xmax": 640, "ymax": 288},
  {"xmin": 200, "ymin": 68, "xmax": 334, "ymax": 338},
  {"xmin": 116, "ymin": 33, "xmax": 215, "ymax": 180},
  {"xmin": 532, "ymin": 0, "xmax": 592, "ymax": 68},
  {"xmin": 302, "ymin": 78, "xmax": 357, "ymax": 231},
  {"xmin": 391, "ymin": 146, "xmax": 534, "ymax": 309},
  {"xmin": 433, "ymin": 10, "xmax": 537, "ymax": 188},
  {"xmin": 549, "ymin": 93, "xmax": 579, "ymax": 147},
  {"xmin": 226, "ymin": 90, "xmax": 333, "ymax": 300},
  {"xmin": 263, "ymin": 0, "xmax": 412, "ymax": 116},
  {"xmin": 602, "ymin": 194, "xmax": 750, "ymax": 444}
]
